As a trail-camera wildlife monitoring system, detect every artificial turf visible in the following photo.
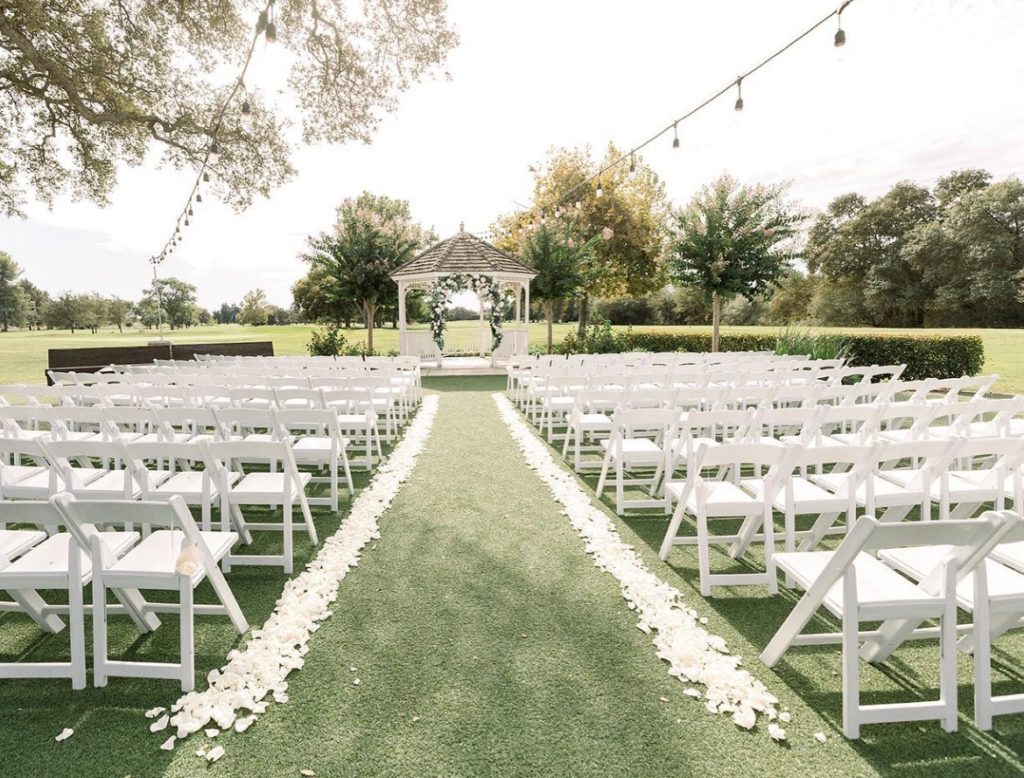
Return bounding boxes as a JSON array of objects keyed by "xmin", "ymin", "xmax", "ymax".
[{"xmin": 2, "ymin": 376, "xmax": 1024, "ymax": 776}]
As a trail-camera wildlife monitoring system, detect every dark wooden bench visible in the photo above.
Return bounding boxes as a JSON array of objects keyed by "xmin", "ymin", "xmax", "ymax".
[{"xmin": 46, "ymin": 340, "xmax": 276, "ymax": 383}]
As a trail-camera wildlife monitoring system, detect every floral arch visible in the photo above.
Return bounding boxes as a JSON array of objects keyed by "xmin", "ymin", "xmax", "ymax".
[{"xmin": 429, "ymin": 273, "xmax": 503, "ymax": 351}]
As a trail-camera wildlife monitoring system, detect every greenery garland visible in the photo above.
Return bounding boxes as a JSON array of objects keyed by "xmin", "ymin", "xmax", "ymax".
[{"xmin": 429, "ymin": 273, "xmax": 504, "ymax": 351}]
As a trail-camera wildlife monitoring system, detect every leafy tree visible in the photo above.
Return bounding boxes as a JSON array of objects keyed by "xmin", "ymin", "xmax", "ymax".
[
  {"xmin": 764, "ymin": 272, "xmax": 813, "ymax": 325},
  {"xmin": 266, "ymin": 305, "xmax": 292, "ymax": 325},
  {"xmin": 139, "ymin": 277, "xmax": 197, "ymax": 329},
  {"xmin": 238, "ymin": 288, "xmax": 270, "ymax": 325},
  {"xmin": 496, "ymin": 144, "xmax": 668, "ymax": 334},
  {"xmin": 213, "ymin": 303, "xmax": 240, "ymax": 324},
  {"xmin": 0, "ymin": 251, "xmax": 26, "ymax": 331},
  {"xmin": 45, "ymin": 291, "xmax": 86, "ymax": 332},
  {"xmin": 17, "ymin": 278, "xmax": 49, "ymax": 329},
  {"xmin": 107, "ymin": 296, "xmax": 134, "ymax": 332},
  {"xmin": 0, "ymin": 1, "xmax": 456, "ymax": 216},
  {"xmin": 302, "ymin": 193, "xmax": 433, "ymax": 352},
  {"xmin": 648, "ymin": 286, "xmax": 711, "ymax": 325},
  {"xmin": 935, "ymin": 169, "xmax": 992, "ymax": 212},
  {"xmin": 519, "ymin": 221, "xmax": 586, "ymax": 352},
  {"xmin": 80, "ymin": 293, "xmax": 108, "ymax": 333},
  {"xmin": 291, "ymin": 266, "xmax": 360, "ymax": 325},
  {"xmin": 668, "ymin": 175, "xmax": 803, "ymax": 350}
]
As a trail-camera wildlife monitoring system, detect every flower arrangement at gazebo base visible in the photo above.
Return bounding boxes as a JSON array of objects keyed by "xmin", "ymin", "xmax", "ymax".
[{"xmin": 429, "ymin": 273, "xmax": 504, "ymax": 351}]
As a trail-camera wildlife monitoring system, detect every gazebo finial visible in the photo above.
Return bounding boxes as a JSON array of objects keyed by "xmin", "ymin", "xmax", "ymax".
[{"xmin": 459, "ymin": 221, "xmax": 465, "ymax": 234}]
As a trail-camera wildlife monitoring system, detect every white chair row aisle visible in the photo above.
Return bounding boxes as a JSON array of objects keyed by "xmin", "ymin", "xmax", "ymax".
[{"xmin": 0, "ymin": 496, "xmax": 246, "ymax": 692}]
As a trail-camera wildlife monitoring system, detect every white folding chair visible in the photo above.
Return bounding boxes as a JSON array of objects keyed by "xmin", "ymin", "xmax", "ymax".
[
  {"xmin": 761, "ymin": 513, "xmax": 1015, "ymax": 738},
  {"xmin": 273, "ymin": 408, "xmax": 354, "ymax": 512},
  {"xmin": 596, "ymin": 408, "xmax": 677, "ymax": 515},
  {"xmin": 203, "ymin": 440, "xmax": 316, "ymax": 574},
  {"xmin": 0, "ymin": 500, "xmax": 139, "ymax": 689},
  {"xmin": 56, "ymin": 495, "xmax": 246, "ymax": 691},
  {"xmin": 659, "ymin": 442, "xmax": 786, "ymax": 595}
]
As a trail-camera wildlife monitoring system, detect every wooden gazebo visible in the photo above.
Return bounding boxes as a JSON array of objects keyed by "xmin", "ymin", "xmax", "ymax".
[{"xmin": 390, "ymin": 224, "xmax": 537, "ymax": 365}]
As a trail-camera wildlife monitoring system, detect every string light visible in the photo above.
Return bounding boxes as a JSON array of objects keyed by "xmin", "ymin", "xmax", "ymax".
[
  {"xmin": 835, "ymin": 0, "xmax": 851, "ymax": 46},
  {"xmin": 595, "ymin": 178, "xmax": 603, "ymax": 198},
  {"xmin": 149, "ymin": 0, "xmax": 277, "ymax": 268},
  {"xmin": 672, "ymin": 122, "xmax": 680, "ymax": 148},
  {"xmin": 530, "ymin": 0, "xmax": 856, "ymax": 216},
  {"xmin": 629, "ymin": 154, "xmax": 636, "ymax": 172}
]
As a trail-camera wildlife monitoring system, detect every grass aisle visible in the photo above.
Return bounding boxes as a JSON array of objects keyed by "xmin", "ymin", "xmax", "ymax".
[{"xmin": 166, "ymin": 377, "xmax": 872, "ymax": 777}]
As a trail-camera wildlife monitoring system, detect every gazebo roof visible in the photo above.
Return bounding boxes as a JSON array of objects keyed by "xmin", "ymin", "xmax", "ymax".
[{"xmin": 391, "ymin": 225, "xmax": 537, "ymax": 280}]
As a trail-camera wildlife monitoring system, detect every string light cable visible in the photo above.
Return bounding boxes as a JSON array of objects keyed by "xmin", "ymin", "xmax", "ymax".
[
  {"xmin": 531, "ymin": 0, "xmax": 855, "ymax": 216},
  {"xmin": 150, "ymin": 0, "xmax": 279, "ymax": 268}
]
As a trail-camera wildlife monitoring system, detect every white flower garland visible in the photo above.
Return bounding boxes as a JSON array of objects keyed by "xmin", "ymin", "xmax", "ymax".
[
  {"xmin": 492, "ymin": 393, "xmax": 785, "ymax": 738},
  {"xmin": 153, "ymin": 394, "xmax": 440, "ymax": 755}
]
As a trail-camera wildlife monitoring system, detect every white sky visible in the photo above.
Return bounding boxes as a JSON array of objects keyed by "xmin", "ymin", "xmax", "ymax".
[{"xmin": 2, "ymin": 0, "xmax": 1022, "ymax": 310}]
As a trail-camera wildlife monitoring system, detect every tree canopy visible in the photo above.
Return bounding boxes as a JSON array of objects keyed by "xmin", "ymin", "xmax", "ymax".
[
  {"xmin": 0, "ymin": 0, "xmax": 457, "ymax": 216},
  {"xmin": 667, "ymin": 175, "xmax": 804, "ymax": 350},
  {"xmin": 302, "ymin": 192, "xmax": 433, "ymax": 351}
]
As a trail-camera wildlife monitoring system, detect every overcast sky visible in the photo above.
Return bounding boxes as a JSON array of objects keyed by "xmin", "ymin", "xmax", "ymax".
[{"xmin": 2, "ymin": 0, "xmax": 1022, "ymax": 309}]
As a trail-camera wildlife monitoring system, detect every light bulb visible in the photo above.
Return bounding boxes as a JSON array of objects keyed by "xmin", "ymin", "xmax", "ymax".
[
  {"xmin": 672, "ymin": 124, "xmax": 679, "ymax": 149},
  {"xmin": 265, "ymin": 21, "xmax": 277, "ymax": 42},
  {"xmin": 596, "ymin": 179, "xmax": 603, "ymax": 198},
  {"xmin": 834, "ymin": 28, "xmax": 846, "ymax": 46},
  {"xmin": 734, "ymin": 77, "xmax": 744, "ymax": 111}
]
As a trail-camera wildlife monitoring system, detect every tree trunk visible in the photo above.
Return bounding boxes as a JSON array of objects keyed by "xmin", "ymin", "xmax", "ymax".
[
  {"xmin": 577, "ymin": 294, "xmax": 590, "ymax": 336},
  {"xmin": 364, "ymin": 301, "xmax": 376, "ymax": 353},
  {"xmin": 544, "ymin": 301, "xmax": 554, "ymax": 353},
  {"xmin": 711, "ymin": 291, "xmax": 721, "ymax": 352}
]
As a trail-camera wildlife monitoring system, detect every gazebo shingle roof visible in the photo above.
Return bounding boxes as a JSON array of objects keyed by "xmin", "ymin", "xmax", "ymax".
[{"xmin": 391, "ymin": 228, "xmax": 537, "ymax": 279}]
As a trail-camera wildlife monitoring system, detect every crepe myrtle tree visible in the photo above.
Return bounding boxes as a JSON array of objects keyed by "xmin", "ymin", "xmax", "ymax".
[
  {"xmin": 303, "ymin": 193, "xmax": 434, "ymax": 352},
  {"xmin": 0, "ymin": 1, "xmax": 457, "ymax": 217},
  {"xmin": 668, "ymin": 175, "xmax": 804, "ymax": 351}
]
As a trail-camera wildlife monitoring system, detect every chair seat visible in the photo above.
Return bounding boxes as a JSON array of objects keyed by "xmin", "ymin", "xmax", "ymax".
[
  {"xmin": 932, "ymin": 473, "xmax": 1005, "ymax": 502},
  {"xmin": 0, "ymin": 528, "xmax": 47, "ymax": 560},
  {"xmin": 814, "ymin": 472, "xmax": 926, "ymax": 506},
  {"xmin": 992, "ymin": 541, "xmax": 1024, "ymax": 574},
  {"xmin": 132, "ymin": 432, "xmax": 193, "ymax": 445},
  {"xmin": 104, "ymin": 529, "xmax": 237, "ymax": 586},
  {"xmin": 879, "ymin": 545, "xmax": 1024, "ymax": 610},
  {"xmin": 744, "ymin": 477, "xmax": 847, "ymax": 512},
  {"xmin": 577, "ymin": 413, "xmax": 612, "ymax": 428},
  {"xmin": 154, "ymin": 470, "xmax": 239, "ymax": 501},
  {"xmin": 600, "ymin": 437, "xmax": 663, "ymax": 463},
  {"xmin": 2, "ymin": 531, "xmax": 138, "ymax": 583},
  {"xmin": 546, "ymin": 396, "xmax": 575, "ymax": 410},
  {"xmin": 775, "ymin": 550, "xmax": 938, "ymax": 617},
  {"xmin": 670, "ymin": 480, "xmax": 763, "ymax": 515},
  {"xmin": 75, "ymin": 469, "xmax": 173, "ymax": 496},
  {"xmin": 0, "ymin": 464, "xmax": 47, "ymax": 486},
  {"xmin": 230, "ymin": 471, "xmax": 312, "ymax": 499}
]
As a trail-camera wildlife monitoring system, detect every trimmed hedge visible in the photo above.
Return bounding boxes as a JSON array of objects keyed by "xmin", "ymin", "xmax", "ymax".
[{"xmin": 563, "ymin": 328, "xmax": 985, "ymax": 381}]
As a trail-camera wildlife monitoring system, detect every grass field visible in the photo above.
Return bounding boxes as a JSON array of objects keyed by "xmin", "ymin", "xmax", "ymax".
[{"xmin": 1, "ymin": 322, "xmax": 1022, "ymax": 393}]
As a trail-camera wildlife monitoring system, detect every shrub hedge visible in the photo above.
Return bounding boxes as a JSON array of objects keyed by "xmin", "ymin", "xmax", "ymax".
[{"xmin": 559, "ymin": 327, "xmax": 985, "ymax": 380}]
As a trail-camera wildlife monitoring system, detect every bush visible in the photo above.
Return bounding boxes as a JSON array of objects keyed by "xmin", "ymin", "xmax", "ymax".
[
  {"xmin": 557, "ymin": 327, "xmax": 985, "ymax": 380},
  {"xmin": 307, "ymin": 326, "xmax": 393, "ymax": 357}
]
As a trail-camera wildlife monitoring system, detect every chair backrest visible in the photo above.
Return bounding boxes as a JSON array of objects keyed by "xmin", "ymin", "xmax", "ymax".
[
  {"xmin": 100, "ymin": 406, "xmax": 162, "ymax": 439},
  {"xmin": 0, "ymin": 500, "xmax": 64, "ymax": 538},
  {"xmin": 273, "ymin": 408, "xmax": 343, "ymax": 444},
  {"xmin": 273, "ymin": 388, "xmax": 323, "ymax": 409},
  {"xmin": 154, "ymin": 406, "xmax": 223, "ymax": 439},
  {"xmin": 203, "ymin": 439, "xmax": 304, "ymax": 489},
  {"xmin": 41, "ymin": 438, "xmax": 128, "ymax": 492},
  {"xmin": 213, "ymin": 407, "xmax": 279, "ymax": 437},
  {"xmin": 55, "ymin": 494, "xmax": 205, "ymax": 562},
  {"xmin": 0, "ymin": 405, "xmax": 56, "ymax": 438}
]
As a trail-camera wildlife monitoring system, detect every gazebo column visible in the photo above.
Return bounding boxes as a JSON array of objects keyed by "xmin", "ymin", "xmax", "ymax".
[
  {"xmin": 514, "ymin": 284, "xmax": 521, "ymax": 325},
  {"xmin": 478, "ymin": 290, "xmax": 486, "ymax": 357},
  {"xmin": 524, "ymin": 281, "xmax": 530, "ymax": 327},
  {"xmin": 397, "ymin": 281, "xmax": 407, "ymax": 354}
]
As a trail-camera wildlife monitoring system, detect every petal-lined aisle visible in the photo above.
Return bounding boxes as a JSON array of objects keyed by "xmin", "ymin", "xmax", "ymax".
[{"xmin": 161, "ymin": 377, "xmax": 879, "ymax": 778}]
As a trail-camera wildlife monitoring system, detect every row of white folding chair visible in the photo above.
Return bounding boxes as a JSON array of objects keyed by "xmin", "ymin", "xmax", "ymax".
[
  {"xmin": 0, "ymin": 496, "xmax": 246, "ymax": 691},
  {"xmin": 2, "ymin": 395, "xmax": 380, "ymax": 473},
  {"xmin": 657, "ymin": 435, "xmax": 1024, "ymax": 594},
  {"xmin": 1, "ymin": 433, "xmax": 320, "ymax": 574},
  {"xmin": 760, "ymin": 511, "xmax": 1024, "ymax": 738}
]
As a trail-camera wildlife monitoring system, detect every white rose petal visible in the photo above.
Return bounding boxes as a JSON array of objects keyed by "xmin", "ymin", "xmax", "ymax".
[
  {"xmin": 768, "ymin": 723, "xmax": 787, "ymax": 741},
  {"xmin": 54, "ymin": 728, "xmax": 74, "ymax": 742},
  {"xmin": 779, "ymin": 711, "xmax": 791, "ymax": 723},
  {"xmin": 814, "ymin": 731, "xmax": 827, "ymax": 744},
  {"xmin": 206, "ymin": 745, "xmax": 225, "ymax": 762},
  {"xmin": 149, "ymin": 715, "xmax": 169, "ymax": 733},
  {"xmin": 205, "ymin": 729, "xmax": 220, "ymax": 738},
  {"xmin": 159, "ymin": 736, "xmax": 176, "ymax": 751},
  {"xmin": 144, "ymin": 707, "xmax": 166, "ymax": 719},
  {"xmin": 234, "ymin": 717, "xmax": 255, "ymax": 733}
]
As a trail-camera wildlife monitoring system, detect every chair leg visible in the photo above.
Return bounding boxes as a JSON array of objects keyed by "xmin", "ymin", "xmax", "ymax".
[
  {"xmin": 842, "ymin": 612, "xmax": 861, "ymax": 738},
  {"xmin": 696, "ymin": 508, "xmax": 712, "ymax": 597},
  {"xmin": 940, "ymin": 583, "xmax": 959, "ymax": 733},
  {"xmin": 659, "ymin": 500, "xmax": 687, "ymax": 560},
  {"xmin": 68, "ymin": 579, "xmax": 86, "ymax": 690},
  {"xmin": 179, "ymin": 577, "xmax": 195, "ymax": 692},
  {"xmin": 92, "ymin": 570, "xmax": 108, "ymax": 688},
  {"xmin": 283, "ymin": 500, "xmax": 294, "ymax": 575}
]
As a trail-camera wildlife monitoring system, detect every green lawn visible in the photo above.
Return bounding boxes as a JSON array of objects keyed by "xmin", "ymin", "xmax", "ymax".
[
  {"xmin": 4, "ymin": 380, "xmax": 1024, "ymax": 776},
  {"xmin": 1, "ymin": 322, "xmax": 1022, "ymax": 393}
]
